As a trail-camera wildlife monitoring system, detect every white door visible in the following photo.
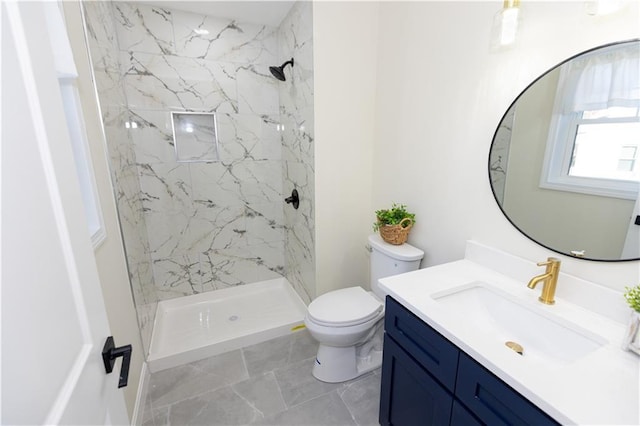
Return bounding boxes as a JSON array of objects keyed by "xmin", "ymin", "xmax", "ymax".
[{"xmin": 2, "ymin": 1, "xmax": 129, "ymax": 424}]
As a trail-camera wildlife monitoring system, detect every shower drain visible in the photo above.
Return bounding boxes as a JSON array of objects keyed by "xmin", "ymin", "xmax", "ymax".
[{"xmin": 228, "ymin": 315, "xmax": 239, "ymax": 322}]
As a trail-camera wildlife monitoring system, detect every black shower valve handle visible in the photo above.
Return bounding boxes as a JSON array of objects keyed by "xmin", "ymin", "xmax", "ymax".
[{"xmin": 285, "ymin": 189, "xmax": 300, "ymax": 209}]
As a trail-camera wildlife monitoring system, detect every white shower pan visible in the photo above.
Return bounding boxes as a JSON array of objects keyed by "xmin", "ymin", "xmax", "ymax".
[{"xmin": 147, "ymin": 278, "xmax": 308, "ymax": 372}]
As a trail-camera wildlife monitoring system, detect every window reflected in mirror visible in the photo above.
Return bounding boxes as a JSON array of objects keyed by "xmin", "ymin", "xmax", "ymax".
[
  {"xmin": 489, "ymin": 40, "xmax": 640, "ymax": 261},
  {"xmin": 569, "ymin": 107, "xmax": 639, "ymax": 181}
]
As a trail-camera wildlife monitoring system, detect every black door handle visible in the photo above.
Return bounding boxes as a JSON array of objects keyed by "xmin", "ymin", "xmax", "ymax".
[
  {"xmin": 285, "ymin": 189, "xmax": 299, "ymax": 209},
  {"xmin": 102, "ymin": 336, "xmax": 132, "ymax": 388}
]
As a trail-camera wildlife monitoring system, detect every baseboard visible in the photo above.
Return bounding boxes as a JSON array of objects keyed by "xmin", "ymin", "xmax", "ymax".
[{"xmin": 130, "ymin": 362, "xmax": 150, "ymax": 426}]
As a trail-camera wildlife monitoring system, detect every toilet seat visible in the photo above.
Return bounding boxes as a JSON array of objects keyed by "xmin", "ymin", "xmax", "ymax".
[{"xmin": 307, "ymin": 287, "xmax": 383, "ymax": 327}]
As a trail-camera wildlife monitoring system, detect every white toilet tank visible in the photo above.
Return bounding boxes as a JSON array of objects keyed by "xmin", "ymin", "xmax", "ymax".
[{"xmin": 368, "ymin": 234, "xmax": 424, "ymax": 298}]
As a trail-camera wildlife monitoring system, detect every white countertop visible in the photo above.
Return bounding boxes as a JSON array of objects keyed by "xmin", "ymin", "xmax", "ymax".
[{"xmin": 378, "ymin": 246, "xmax": 639, "ymax": 425}]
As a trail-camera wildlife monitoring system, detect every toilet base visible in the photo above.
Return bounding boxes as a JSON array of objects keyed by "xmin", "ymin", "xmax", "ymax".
[{"xmin": 312, "ymin": 326, "xmax": 384, "ymax": 383}]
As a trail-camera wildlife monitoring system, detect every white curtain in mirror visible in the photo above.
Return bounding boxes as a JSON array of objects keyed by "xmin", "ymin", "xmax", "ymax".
[{"xmin": 559, "ymin": 43, "xmax": 640, "ymax": 113}]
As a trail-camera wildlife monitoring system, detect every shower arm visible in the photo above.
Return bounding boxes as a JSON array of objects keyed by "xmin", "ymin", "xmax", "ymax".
[{"xmin": 282, "ymin": 58, "xmax": 294, "ymax": 68}]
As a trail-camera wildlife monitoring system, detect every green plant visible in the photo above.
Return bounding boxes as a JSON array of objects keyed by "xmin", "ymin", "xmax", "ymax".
[
  {"xmin": 373, "ymin": 203, "xmax": 416, "ymax": 232},
  {"xmin": 624, "ymin": 285, "xmax": 640, "ymax": 313}
]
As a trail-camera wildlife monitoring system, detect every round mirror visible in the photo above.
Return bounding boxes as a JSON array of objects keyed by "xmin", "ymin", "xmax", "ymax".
[{"xmin": 489, "ymin": 40, "xmax": 640, "ymax": 261}]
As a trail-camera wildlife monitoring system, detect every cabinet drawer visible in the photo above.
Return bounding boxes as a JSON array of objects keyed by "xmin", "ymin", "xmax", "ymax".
[
  {"xmin": 384, "ymin": 296, "xmax": 459, "ymax": 391},
  {"xmin": 456, "ymin": 353, "xmax": 559, "ymax": 426}
]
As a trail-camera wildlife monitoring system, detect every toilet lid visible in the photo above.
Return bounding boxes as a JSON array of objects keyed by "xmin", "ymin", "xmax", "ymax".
[{"xmin": 308, "ymin": 287, "xmax": 383, "ymax": 327}]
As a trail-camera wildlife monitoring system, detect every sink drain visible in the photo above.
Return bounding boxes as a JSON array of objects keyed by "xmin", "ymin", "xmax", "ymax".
[
  {"xmin": 228, "ymin": 315, "xmax": 239, "ymax": 321},
  {"xmin": 505, "ymin": 341, "xmax": 524, "ymax": 355}
]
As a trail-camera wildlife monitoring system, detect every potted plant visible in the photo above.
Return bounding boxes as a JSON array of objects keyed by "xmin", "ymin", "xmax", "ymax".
[
  {"xmin": 373, "ymin": 203, "xmax": 416, "ymax": 245},
  {"xmin": 623, "ymin": 284, "xmax": 640, "ymax": 355}
]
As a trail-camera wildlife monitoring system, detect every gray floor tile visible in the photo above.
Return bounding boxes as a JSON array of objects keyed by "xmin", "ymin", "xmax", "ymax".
[
  {"xmin": 231, "ymin": 371, "xmax": 287, "ymax": 419},
  {"xmin": 289, "ymin": 331, "xmax": 320, "ymax": 363},
  {"xmin": 140, "ymin": 394, "xmax": 154, "ymax": 426},
  {"xmin": 168, "ymin": 386, "xmax": 262, "ymax": 426},
  {"xmin": 149, "ymin": 349, "xmax": 249, "ymax": 407},
  {"xmin": 150, "ymin": 406, "xmax": 169, "ymax": 426},
  {"xmin": 257, "ymin": 391, "xmax": 357, "ymax": 426},
  {"xmin": 146, "ymin": 332, "xmax": 382, "ymax": 426},
  {"xmin": 242, "ymin": 330, "xmax": 318, "ymax": 377},
  {"xmin": 273, "ymin": 356, "xmax": 342, "ymax": 408},
  {"xmin": 339, "ymin": 372, "xmax": 381, "ymax": 426},
  {"xmin": 141, "ymin": 415, "xmax": 154, "ymax": 426}
]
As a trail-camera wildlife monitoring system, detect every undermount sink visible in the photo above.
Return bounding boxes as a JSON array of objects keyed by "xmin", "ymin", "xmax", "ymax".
[{"xmin": 431, "ymin": 282, "xmax": 607, "ymax": 365}]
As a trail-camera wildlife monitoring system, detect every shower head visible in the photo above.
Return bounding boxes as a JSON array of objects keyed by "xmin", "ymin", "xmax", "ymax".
[{"xmin": 269, "ymin": 58, "xmax": 294, "ymax": 81}]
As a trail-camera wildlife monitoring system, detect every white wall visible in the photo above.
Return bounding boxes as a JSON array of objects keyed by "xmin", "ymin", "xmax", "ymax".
[
  {"xmin": 372, "ymin": 1, "xmax": 640, "ymax": 292},
  {"xmin": 313, "ymin": 2, "xmax": 380, "ymax": 295},
  {"xmin": 63, "ymin": 2, "xmax": 144, "ymax": 419},
  {"xmin": 313, "ymin": 1, "xmax": 640, "ymax": 298}
]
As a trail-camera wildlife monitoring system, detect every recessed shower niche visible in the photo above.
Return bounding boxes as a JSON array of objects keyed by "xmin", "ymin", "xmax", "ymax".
[
  {"xmin": 82, "ymin": 1, "xmax": 316, "ymax": 358},
  {"xmin": 171, "ymin": 112, "xmax": 219, "ymax": 163}
]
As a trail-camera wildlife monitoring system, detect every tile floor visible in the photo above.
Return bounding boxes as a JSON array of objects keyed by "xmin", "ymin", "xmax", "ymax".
[{"xmin": 140, "ymin": 331, "xmax": 382, "ymax": 426}]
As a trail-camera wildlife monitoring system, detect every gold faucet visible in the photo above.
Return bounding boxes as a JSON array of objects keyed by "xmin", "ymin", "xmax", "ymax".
[{"xmin": 527, "ymin": 257, "xmax": 561, "ymax": 305}]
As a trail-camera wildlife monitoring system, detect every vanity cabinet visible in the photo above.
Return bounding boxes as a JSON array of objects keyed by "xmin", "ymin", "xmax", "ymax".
[{"xmin": 380, "ymin": 296, "xmax": 559, "ymax": 426}]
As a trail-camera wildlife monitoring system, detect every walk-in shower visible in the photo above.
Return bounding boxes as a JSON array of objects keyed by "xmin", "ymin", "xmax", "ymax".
[{"xmin": 82, "ymin": 1, "xmax": 316, "ymax": 370}]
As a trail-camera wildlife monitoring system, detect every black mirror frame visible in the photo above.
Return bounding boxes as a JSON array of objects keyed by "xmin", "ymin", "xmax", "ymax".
[{"xmin": 487, "ymin": 39, "xmax": 640, "ymax": 262}]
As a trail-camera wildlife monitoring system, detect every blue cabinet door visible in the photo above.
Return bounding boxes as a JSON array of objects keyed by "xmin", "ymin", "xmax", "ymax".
[
  {"xmin": 380, "ymin": 334, "xmax": 453, "ymax": 426},
  {"xmin": 450, "ymin": 401, "xmax": 483, "ymax": 426}
]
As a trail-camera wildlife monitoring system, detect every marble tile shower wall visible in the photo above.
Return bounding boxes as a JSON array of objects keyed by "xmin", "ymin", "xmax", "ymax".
[
  {"xmin": 278, "ymin": 2, "xmax": 316, "ymax": 304},
  {"xmin": 111, "ymin": 2, "xmax": 291, "ymax": 301},
  {"xmin": 84, "ymin": 1, "xmax": 315, "ymax": 353},
  {"xmin": 84, "ymin": 1, "xmax": 157, "ymax": 352},
  {"xmin": 489, "ymin": 105, "xmax": 514, "ymax": 205}
]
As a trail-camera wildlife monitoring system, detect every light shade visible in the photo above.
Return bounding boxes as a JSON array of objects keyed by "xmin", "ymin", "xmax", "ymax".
[
  {"xmin": 490, "ymin": 0, "xmax": 521, "ymax": 49},
  {"xmin": 499, "ymin": 7, "xmax": 519, "ymax": 45}
]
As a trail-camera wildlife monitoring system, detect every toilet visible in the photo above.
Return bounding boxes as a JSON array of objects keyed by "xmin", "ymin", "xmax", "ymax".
[{"xmin": 304, "ymin": 234, "xmax": 424, "ymax": 383}]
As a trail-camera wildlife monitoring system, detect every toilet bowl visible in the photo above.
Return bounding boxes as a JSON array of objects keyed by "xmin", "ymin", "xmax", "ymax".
[
  {"xmin": 305, "ymin": 235, "xmax": 424, "ymax": 383},
  {"xmin": 305, "ymin": 286, "xmax": 385, "ymax": 383}
]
